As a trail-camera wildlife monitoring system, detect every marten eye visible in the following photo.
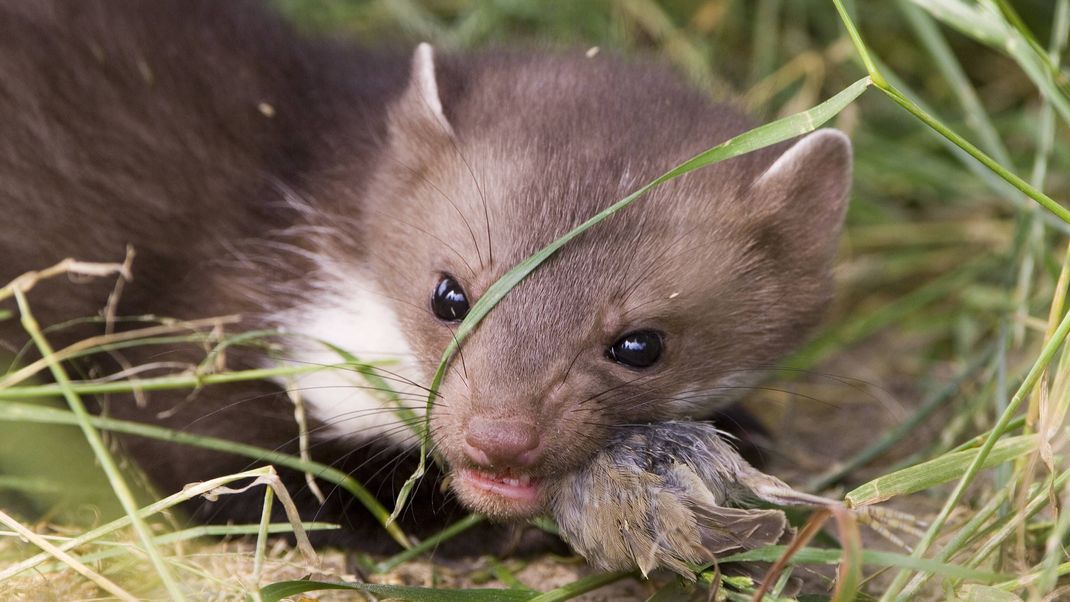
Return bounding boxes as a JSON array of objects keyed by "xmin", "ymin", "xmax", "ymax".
[
  {"xmin": 607, "ymin": 330, "xmax": 663, "ymax": 368},
  {"xmin": 431, "ymin": 275, "xmax": 470, "ymax": 322}
]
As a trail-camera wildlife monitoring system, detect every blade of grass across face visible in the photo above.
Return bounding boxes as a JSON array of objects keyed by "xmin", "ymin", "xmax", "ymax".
[{"xmin": 391, "ymin": 76, "xmax": 873, "ymax": 521}]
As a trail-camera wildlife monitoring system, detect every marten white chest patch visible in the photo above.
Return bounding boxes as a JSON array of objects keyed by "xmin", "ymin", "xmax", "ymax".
[{"xmin": 269, "ymin": 263, "xmax": 427, "ymax": 447}]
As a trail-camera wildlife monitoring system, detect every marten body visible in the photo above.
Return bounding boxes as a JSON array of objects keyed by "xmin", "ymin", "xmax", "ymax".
[{"xmin": 0, "ymin": 0, "xmax": 851, "ymax": 552}]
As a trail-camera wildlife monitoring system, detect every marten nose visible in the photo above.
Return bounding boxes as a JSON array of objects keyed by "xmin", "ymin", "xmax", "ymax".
[{"xmin": 463, "ymin": 417, "xmax": 541, "ymax": 467}]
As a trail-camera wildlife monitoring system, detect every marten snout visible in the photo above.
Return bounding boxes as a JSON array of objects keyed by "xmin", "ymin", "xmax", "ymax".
[{"xmin": 463, "ymin": 417, "xmax": 542, "ymax": 468}]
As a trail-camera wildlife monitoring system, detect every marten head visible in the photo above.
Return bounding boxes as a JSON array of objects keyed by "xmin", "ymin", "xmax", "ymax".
[{"xmin": 306, "ymin": 45, "xmax": 851, "ymax": 519}]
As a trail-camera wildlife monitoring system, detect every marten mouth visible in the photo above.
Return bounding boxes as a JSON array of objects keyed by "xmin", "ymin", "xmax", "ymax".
[{"xmin": 455, "ymin": 468, "xmax": 543, "ymax": 516}]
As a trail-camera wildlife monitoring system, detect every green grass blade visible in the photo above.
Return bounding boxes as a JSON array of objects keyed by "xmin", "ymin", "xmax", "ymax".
[
  {"xmin": 879, "ymin": 84, "xmax": 1070, "ymax": 224},
  {"xmin": 965, "ymin": 471, "xmax": 1065, "ymax": 570},
  {"xmin": 251, "ymin": 485, "xmax": 275, "ymax": 601},
  {"xmin": 900, "ymin": 469, "xmax": 1070, "ymax": 597},
  {"xmin": 896, "ymin": 486, "xmax": 1011, "ymax": 596},
  {"xmin": 0, "ymin": 361, "xmax": 398, "ymax": 402},
  {"xmin": 832, "ymin": 0, "xmax": 887, "ymax": 87},
  {"xmin": 897, "ymin": 0, "xmax": 1013, "ymax": 167},
  {"xmin": 834, "ymin": 1, "xmax": 1070, "ymax": 225},
  {"xmin": 719, "ymin": 546, "xmax": 1009, "ymax": 583},
  {"xmin": 526, "ymin": 571, "xmax": 632, "ymax": 602},
  {"xmin": 260, "ymin": 581, "xmax": 539, "ymax": 602},
  {"xmin": 318, "ymin": 341, "xmax": 422, "ymax": 437},
  {"xmin": 374, "ymin": 514, "xmax": 484, "ymax": 573},
  {"xmin": 0, "ymin": 363, "xmax": 354, "ymax": 399},
  {"xmin": 911, "ymin": 0, "xmax": 1070, "ymax": 127},
  {"xmin": 869, "ymin": 58, "xmax": 1070, "ymax": 233},
  {"xmin": 845, "ymin": 434, "xmax": 1038, "ymax": 506}
]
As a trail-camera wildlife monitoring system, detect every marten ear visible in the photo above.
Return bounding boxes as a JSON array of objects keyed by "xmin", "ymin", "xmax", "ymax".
[
  {"xmin": 750, "ymin": 129, "xmax": 852, "ymax": 262},
  {"xmin": 390, "ymin": 43, "xmax": 454, "ymax": 140}
]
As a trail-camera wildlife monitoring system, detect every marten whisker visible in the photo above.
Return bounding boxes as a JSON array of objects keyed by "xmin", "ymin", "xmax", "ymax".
[
  {"xmin": 377, "ymin": 151, "xmax": 484, "ymax": 277},
  {"xmin": 270, "ymin": 353, "xmax": 437, "ymax": 395}
]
